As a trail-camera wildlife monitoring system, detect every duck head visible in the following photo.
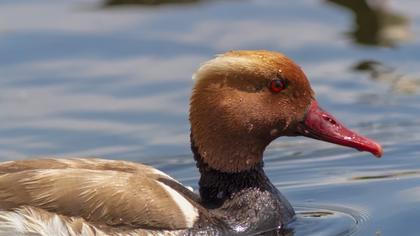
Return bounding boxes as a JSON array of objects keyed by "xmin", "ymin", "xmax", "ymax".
[{"xmin": 190, "ymin": 50, "xmax": 383, "ymax": 173}]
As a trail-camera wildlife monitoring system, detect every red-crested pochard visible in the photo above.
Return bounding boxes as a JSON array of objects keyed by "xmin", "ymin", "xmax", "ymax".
[{"xmin": 0, "ymin": 50, "xmax": 382, "ymax": 235}]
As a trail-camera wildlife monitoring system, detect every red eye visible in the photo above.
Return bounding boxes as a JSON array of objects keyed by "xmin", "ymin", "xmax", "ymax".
[{"xmin": 269, "ymin": 79, "xmax": 286, "ymax": 93}]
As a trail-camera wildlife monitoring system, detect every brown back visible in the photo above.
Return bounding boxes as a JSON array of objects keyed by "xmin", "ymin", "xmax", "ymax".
[{"xmin": 0, "ymin": 158, "xmax": 199, "ymax": 230}]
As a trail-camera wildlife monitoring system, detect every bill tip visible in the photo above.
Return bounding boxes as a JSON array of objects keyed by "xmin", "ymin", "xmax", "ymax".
[{"xmin": 374, "ymin": 144, "xmax": 384, "ymax": 158}]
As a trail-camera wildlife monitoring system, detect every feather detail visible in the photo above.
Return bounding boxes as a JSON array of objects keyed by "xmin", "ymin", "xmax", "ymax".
[
  {"xmin": 0, "ymin": 206, "xmax": 184, "ymax": 235},
  {"xmin": 0, "ymin": 158, "xmax": 199, "ymax": 231}
]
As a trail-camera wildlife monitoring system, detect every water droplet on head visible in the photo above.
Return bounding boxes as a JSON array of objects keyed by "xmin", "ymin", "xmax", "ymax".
[{"xmin": 247, "ymin": 123, "xmax": 254, "ymax": 132}]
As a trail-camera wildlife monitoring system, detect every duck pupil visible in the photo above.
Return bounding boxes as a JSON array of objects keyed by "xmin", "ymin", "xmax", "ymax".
[{"xmin": 270, "ymin": 79, "xmax": 285, "ymax": 92}]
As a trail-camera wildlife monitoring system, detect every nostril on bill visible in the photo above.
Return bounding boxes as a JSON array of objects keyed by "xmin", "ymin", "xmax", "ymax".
[{"xmin": 322, "ymin": 114, "xmax": 337, "ymax": 125}]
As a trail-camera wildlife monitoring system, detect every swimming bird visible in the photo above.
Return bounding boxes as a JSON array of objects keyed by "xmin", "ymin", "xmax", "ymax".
[{"xmin": 0, "ymin": 50, "xmax": 383, "ymax": 235}]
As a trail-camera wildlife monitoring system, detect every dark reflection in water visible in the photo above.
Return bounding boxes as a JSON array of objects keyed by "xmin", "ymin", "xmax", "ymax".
[
  {"xmin": 353, "ymin": 60, "xmax": 419, "ymax": 93},
  {"xmin": 256, "ymin": 228, "xmax": 293, "ymax": 236},
  {"xmin": 104, "ymin": 0, "xmax": 200, "ymax": 6},
  {"xmin": 300, "ymin": 211, "xmax": 334, "ymax": 218},
  {"xmin": 352, "ymin": 170, "xmax": 420, "ymax": 180},
  {"xmin": 326, "ymin": 0, "xmax": 410, "ymax": 47}
]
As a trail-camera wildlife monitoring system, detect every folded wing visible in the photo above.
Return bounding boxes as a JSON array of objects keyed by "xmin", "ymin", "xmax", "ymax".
[{"xmin": 0, "ymin": 158, "xmax": 199, "ymax": 231}]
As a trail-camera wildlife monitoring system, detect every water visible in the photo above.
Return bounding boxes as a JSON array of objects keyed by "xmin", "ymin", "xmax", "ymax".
[{"xmin": 1, "ymin": 0, "xmax": 420, "ymax": 235}]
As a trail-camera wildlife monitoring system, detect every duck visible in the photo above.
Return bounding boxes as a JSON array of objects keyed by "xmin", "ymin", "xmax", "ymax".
[{"xmin": 0, "ymin": 50, "xmax": 383, "ymax": 235}]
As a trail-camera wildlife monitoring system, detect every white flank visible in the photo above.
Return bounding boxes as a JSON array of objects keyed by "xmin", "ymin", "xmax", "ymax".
[
  {"xmin": 0, "ymin": 211, "xmax": 26, "ymax": 234},
  {"xmin": 156, "ymin": 181, "xmax": 199, "ymax": 227},
  {"xmin": 0, "ymin": 208, "xmax": 187, "ymax": 236},
  {"xmin": 0, "ymin": 210, "xmax": 70, "ymax": 236},
  {"xmin": 0, "ymin": 209, "xmax": 100, "ymax": 236}
]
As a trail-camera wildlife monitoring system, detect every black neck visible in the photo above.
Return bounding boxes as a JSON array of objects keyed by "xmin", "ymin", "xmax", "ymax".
[
  {"xmin": 191, "ymin": 134, "xmax": 275, "ymax": 206},
  {"xmin": 190, "ymin": 133, "xmax": 295, "ymax": 234}
]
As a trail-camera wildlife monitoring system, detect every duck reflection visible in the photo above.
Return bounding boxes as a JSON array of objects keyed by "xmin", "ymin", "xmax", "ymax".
[
  {"xmin": 353, "ymin": 60, "xmax": 419, "ymax": 93},
  {"xmin": 104, "ymin": 0, "xmax": 200, "ymax": 6},
  {"xmin": 326, "ymin": 0, "xmax": 411, "ymax": 47}
]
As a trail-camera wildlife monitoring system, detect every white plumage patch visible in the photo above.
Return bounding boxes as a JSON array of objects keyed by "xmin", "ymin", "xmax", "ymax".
[
  {"xmin": 0, "ymin": 208, "xmax": 184, "ymax": 236},
  {"xmin": 193, "ymin": 55, "xmax": 259, "ymax": 81},
  {"xmin": 151, "ymin": 168, "xmax": 178, "ymax": 182},
  {"xmin": 0, "ymin": 209, "xmax": 73, "ymax": 236},
  {"xmin": 156, "ymin": 181, "xmax": 199, "ymax": 227}
]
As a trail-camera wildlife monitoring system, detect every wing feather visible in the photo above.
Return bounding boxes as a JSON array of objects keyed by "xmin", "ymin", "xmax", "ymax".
[{"xmin": 0, "ymin": 158, "xmax": 199, "ymax": 230}]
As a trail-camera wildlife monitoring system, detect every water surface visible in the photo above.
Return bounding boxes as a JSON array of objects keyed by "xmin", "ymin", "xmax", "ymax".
[{"xmin": 1, "ymin": 0, "xmax": 420, "ymax": 235}]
